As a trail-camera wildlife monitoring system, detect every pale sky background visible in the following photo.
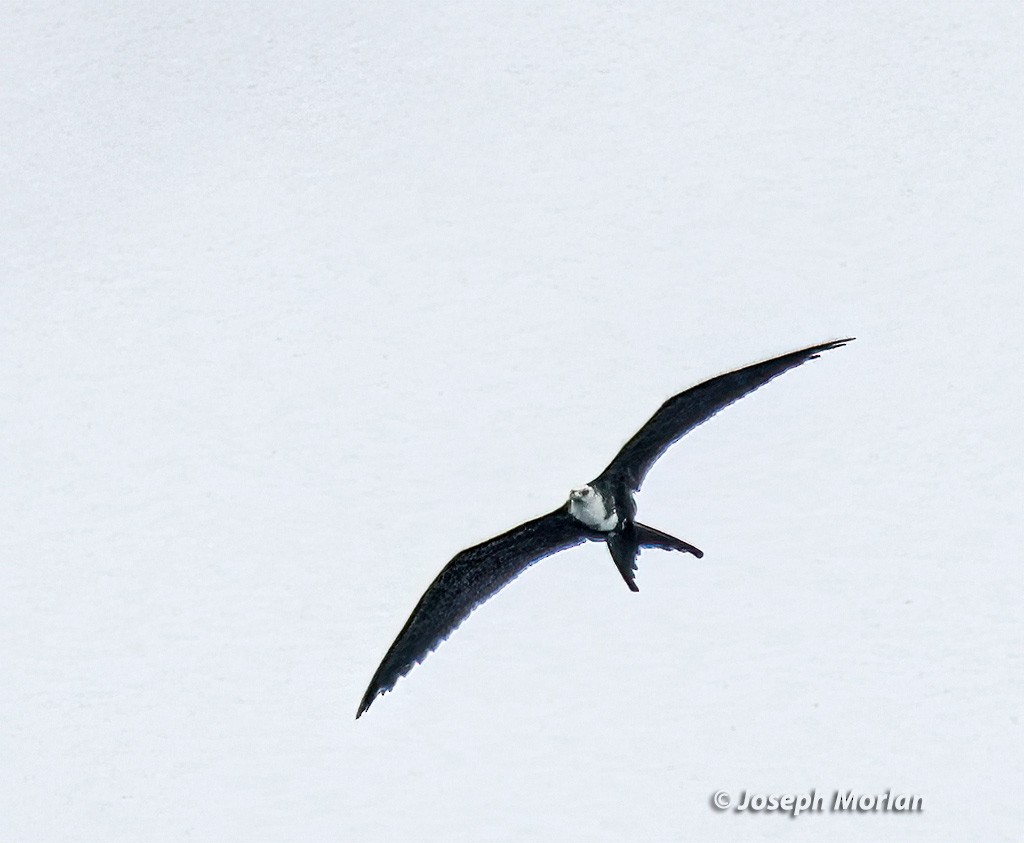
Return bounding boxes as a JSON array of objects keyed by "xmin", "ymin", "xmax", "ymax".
[{"xmin": 1, "ymin": 3, "xmax": 1021, "ymax": 841}]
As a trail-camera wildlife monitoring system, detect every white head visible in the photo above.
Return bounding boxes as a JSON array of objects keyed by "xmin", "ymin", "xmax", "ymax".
[{"xmin": 568, "ymin": 484, "xmax": 617, "ymax": 532}]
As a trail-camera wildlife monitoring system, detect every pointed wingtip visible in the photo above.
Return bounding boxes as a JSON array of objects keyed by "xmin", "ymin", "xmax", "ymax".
[
  {"xmin": 809, "ymin": 337, "xmax": 855, "ymax": 357},
  {"xmin": 356, "ymin": 687, "xmax": 379, "ymax": 719}
]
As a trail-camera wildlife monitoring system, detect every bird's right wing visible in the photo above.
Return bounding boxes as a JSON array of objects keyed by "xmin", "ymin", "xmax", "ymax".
[
  {"xmin": 357, "ymin": 507, "xmax": 590, "ymax": 718},
  {"xmin": 598, "ymin": 338, "xmax": 854, "ymax": 491}
]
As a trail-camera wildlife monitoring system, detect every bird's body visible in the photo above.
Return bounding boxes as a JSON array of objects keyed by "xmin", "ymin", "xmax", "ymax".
[{"xmin": 357, "ymin": 338, "xmax": 853, "ymax": 718}]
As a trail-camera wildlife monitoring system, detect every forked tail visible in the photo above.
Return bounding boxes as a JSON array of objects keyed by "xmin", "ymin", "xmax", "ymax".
[
  {"xmin": 606, "ymin": 522, "xmax": 703, "ymax": 592},
  {"xmin": 607, "ymin": 530, "xmax": 641, "ymax": 592},
  {"xmin": 634, "ymin": 522, "xmax": 704, "ymax": 558}
]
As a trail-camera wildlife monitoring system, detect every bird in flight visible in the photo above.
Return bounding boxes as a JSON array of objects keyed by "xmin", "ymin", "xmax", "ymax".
[{"xmin": 357, "ymin": 338, "xmax": 853, "ymax": 718}]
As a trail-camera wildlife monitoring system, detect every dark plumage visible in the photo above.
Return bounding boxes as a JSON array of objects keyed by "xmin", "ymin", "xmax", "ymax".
[{"xmin": 357, "ymin": 338, "xmax": 853, "ymax": 717}]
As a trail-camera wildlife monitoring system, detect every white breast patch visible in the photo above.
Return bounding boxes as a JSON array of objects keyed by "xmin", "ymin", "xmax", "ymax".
[{"xmin": 569, "ymin": 488, "xmax": 618, "ymax": 532}]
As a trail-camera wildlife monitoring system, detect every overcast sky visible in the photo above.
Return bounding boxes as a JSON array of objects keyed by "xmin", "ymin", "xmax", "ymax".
[{"xmin": 2, "ymin": 3, "xmax": 1021, "ymax": 841}]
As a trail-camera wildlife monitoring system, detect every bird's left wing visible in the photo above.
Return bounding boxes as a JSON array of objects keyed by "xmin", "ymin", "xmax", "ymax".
[
  {"xmin": 597, "ymin": 338, "xmax": 854, "ymax": 491},
  {"xmin": 357, "ymin": 506, "xmax": 590, "ymax": 717}
]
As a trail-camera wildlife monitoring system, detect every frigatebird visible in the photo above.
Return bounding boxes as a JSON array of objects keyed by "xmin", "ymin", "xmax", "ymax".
[{"xmin": 357, "ymin": 338, "xmax": 853, "ymax": 717}]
